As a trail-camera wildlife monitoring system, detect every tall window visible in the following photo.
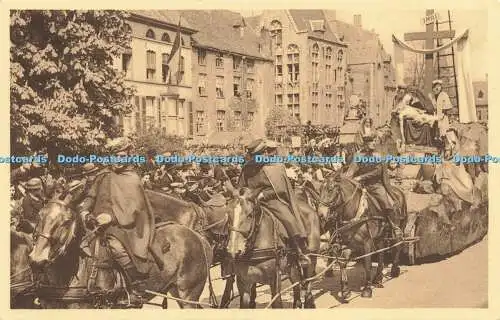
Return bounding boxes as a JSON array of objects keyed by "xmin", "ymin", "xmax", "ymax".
[
  {"xmin": 161, "ymin": 33, "xmax": 170, "ymax": 42},
  {"xmin": 270, "ymin": 20, "xmax": 282, "ymax": 48},
  {"xmin": 198, "ymin": 49, "xmax": 206, "ymax": 65},
  {"xmin": 233, "ymin": 111, "xmax": 242, "ymax": 129},
  {"xmin": 216, "ymin": 76, "xmax": 224, "ymax": 98},
  {"xmin": 275, "ymin": 94, "xmax": 283, "ymax": 108},
  {"xmin": 216, "ymin": 53, "xmax": 224, "ymax": 68},
  {"xmin": 312, "ymin": 44, "xmax": 319, "ymax": 83},
  {"xmin": 246, "ymin": 78, "xmax": 254, "ymax": 99},
  {"xmin": 246, "ymin": 60, "xmax": 254, "ymax": 73},
  {"xmin": 337, "ymin": 49, "xmax": 344, "ymax": 63},
  {"xmin": 247, "ymin": 112, "xmax": 254, "ymax": 127},
  {"xmin": 326, "ymin": 65, "xmax": 332, "ymax": 86},
  {"xmin": 233, "ymin": 76, "xmax": 241, "ymax": 97},
  {"xmin": 162, "ymin": 53, "xmax": 169, "ymax": 82},
  {"xmin": 122, "ymin": 53, "xmax": 132, "ymax": 77},
  {"xmin": 233, "ymin": 56, "xmax": 241, "ymax": 70},
  {"xmin": 287, "ymin": 94, "xmax": 299, "ymax": 118},
  {"xmin": 216, "ymin": 111, "xmax": 226, "ymax": 132},
  {"xmin": 312, "ymin": 104, "xmax": 318, "ymax": 122},
  {"xmin": 145, "ymin": 97, "xmax": 155, "ymax": 129},
  {"xmin": 326, "ymin": 93, "xmax": 333, "ymax": 122},
  {"xmin": 146, "ymin": 50, "xmax": 156, "ymax": 80},
  {"xmin": 325, "ymin": 47, "xmax": 332, "ymax": 61},
  {"xmin": 195, "ymin": 111, "xmax": 205, "ymax": 134},
  {"xmin": 287, "ymin": 44, "xmax": 300, "ymax": 82},
  {"xmin": 198, "ymin": 74, "xmax": 208, "ymax": 96},
  {"xmin": 146, "ymin": 29, "xmax": 155, "ymax": 39},
  {"xmin": 275, "ymin": 55, "xmax": 283, "ymax": 77}
]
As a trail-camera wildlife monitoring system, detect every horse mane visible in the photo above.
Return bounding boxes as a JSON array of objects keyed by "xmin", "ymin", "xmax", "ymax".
[{"xmin": 10, "ymin": 229, "xmax": 33, "ymax": 252}]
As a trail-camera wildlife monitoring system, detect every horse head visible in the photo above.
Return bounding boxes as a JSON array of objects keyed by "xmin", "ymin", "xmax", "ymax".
[
  {"xmin": 227, "ymin": 187, "xmax": 258, "ymax": 259},
  {"xmin": 317, "ymin": 173, "xmax": 361, "ymax": 222},
  {"xmin": 29, "ymin": 180, "xmax": 84, "ymax": 270}
]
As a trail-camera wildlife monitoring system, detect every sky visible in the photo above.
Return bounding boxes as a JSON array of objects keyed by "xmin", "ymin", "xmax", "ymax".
[{"xmin": 238, "ymin": 9, "xmax": 488, "ymax": 81}]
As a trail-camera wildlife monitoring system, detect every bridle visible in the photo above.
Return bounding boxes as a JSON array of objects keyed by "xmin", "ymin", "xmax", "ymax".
[{"xmin": 318, "ymin": 177, "xmax": 361, "ymax": 211}]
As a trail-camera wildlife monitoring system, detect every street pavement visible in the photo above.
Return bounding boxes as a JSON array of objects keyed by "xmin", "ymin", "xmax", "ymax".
[{"xmin": 144, "ymin": 236, "xmax": 487, "ymax": 309}]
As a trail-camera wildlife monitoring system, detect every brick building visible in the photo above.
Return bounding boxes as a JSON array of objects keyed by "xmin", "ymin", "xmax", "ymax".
[
  {"xmin": 328, "ymin": 14, "xmax": 397, "ymax": 127},
  {"xmin": 246, "ymin": 10, "xmax": 349, "ymax": 126},
  {"xmin": 117, "ymin": 11, "xmax": 196, "ymax": 137},
  {"xmin": 176, "ymin": 10, "xmax": 274, "ymax": 139}
]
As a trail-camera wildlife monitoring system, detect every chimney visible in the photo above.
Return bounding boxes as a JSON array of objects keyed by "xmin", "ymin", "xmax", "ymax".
[{"xmin": 354, "ymin": 14, "xmax": 362, "ymax": 28}]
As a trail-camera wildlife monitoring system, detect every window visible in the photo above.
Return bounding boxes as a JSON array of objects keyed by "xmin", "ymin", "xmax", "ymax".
[
  {"xmin": 177, "ymin": 100, "xmax": 184, "ymax": 118},
  {"xmin": 337, "ymin": 66, "xmax": 343, "ymax": 83},
  {"xmin": 287, "ymin": 44, "xmax": 300, "ymax": 82},
  {"xmin": 216, "ymin": 53, "xmax": 224, "ymax": 68},
  {"xmin": 326, "ymin": 64, "xmax": 332, "ymax": 85},
  {"xmin": 247, "ymin": 112, "xmax": 254, "ymax": 127},
  {"xmin": 312, "ymin": 43, "xmax": 319, "ymax": 61},
  {"xmin": 246, "ymin": 60, "xmax": 254, "ymax": 73},
  {"xmin": 216, "ymin": 76, "xmax": 224, "ymax": 98},
  {"xmin": 233, "ymin": 56, "xmax": 241, "ymax": 70},
  {"xmin": 233, "ymin": 111, "xmax": 242, "ymax": 129},
  {"xmin": 275, "ymin": 94, "xmax": 283, "ymax": 108},
  {"xmin": 270, "ymin": 20, "xmax": 282, "ymax": 48},
  {"xmin": 326, "ymin": 47, "xmax": 332, "ymax": 61},
  {"xmin": 245, "ymin": 79, "xmax": 254, "ymax": 99},
  {"xmin": 146, "ymin": 50, "xmax": 156, "ymax": 80},
  {"xmin": 312, "ymin": 104, "xmax": 318, "ymax": 122},
  {"xmin": 161, "ymin": 33, "xmax": 171, "ymax": 42},
  {"xmin": 198, "ymin": 74, "xmax": 207, "ymax": 96},
  {"xmin": 181, "ymin": 37, "xmax": 185, "ymax": 46},
  {"xmin": 162, "ymin": 53, "xmax": 169, "ymax": 82},
  {"xmin": 178, "ymin": 56, "xmax": 185, "ymax": 83},
  {"xmin": 326, "ymin": 93, "xmax": 333, "ymax": 121},
  {"xmin": 146, "ymin": 29, "xmax": 155, "ymax": 39},
  {"xmin": 233, "ymin": 76, "xmax": 241, "ymax": 97},
  {"xmin": 478, "ymin": 90, "xmax": 484, "ymax": 99},
  {"xmin": 338, "ymin": 49, "xmax": 344, "ymax": 63},
  {"xmin": 287, "ymin": 94, "xmax": 299, "ymax": 118},
  {"xmin": 216, "ymin": 110, "xmax": 226, "ymax": 132},
  {"xmin": 196, "ymin": 111, "xmax": 205, "ymax": 134},
  {"xmin": 122, "ymin": 53, "xmax": 132, "ymax": 76},
  {"xmin": 276, "ymin": 55, "xmax": 283, "ymax": 77},
  {"xmin": 198, "ymin": 49, "xmax": 206, "ymax": 65},
  {"xmin": 310, "ymin": 20, "xmax": 325, "ymax": 32},
  {"xmin": 145, "ymin": 97, "xmax": 155, "ymax": 129}
]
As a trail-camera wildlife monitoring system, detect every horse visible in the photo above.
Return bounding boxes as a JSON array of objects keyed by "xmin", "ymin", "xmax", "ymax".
[
  {"xmin": 226, "ymin": 187, "xmax": 320, "ymax": 308},
  {"xmin": 316, "ymin": 173, "xmax": 407, "ymax": 301},
  {"xmin": 11, "ymin": 228, "xmax": 37, "ymax": 308},
  {"xmin": 28, "ymin": 189, "xmax": 213, "ymax": 309}
]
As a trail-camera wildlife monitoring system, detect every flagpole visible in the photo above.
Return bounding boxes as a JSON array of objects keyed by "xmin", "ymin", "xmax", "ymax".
[{"xmin": 177, "ymin": 18, "xmax": 182, "ymax": 86}]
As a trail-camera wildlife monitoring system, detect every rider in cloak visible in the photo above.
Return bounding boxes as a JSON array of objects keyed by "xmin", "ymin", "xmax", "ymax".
[
  {"xmin": 78, "ymin": 137, "xmax": 161, "ymax": 308},
  {"xmin": 345, "ymin": 135, "xmax": 403, "ymax": 240},
  {"xmin": 238, "ymin": 139, "xmax": 311, "ymax": 267}
]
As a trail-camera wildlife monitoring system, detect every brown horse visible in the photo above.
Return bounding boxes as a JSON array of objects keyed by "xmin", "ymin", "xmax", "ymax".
[
  {"xmin": 28, "ymin": 191, "xmax": 213, "ymax": 309},
  {"xmin": 317, "ymin": 174, "xmax": 407, "ymax": 301},
  {"xmin": 11, "ymin": 228, "xmax": 37, "ymax": 308},
  {"xmin": 226, "ymin": 188, "xmax": 320, "ymax": 308}
]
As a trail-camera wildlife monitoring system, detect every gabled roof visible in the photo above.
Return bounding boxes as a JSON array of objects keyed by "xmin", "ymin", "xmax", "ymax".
[
  {"xmin": 473, "ymin": 81, "xmax": 488, "ymax": 106},
  {"xmin": 174, "ymin": 10, "xmax": 271, "ymax": 60},
  {"xmin": 130, "ymin": 10, "xmax": 196, "ymax": 33},
  {"xmin": 288, "ymin": 9, "xmax": 344, "ymax": 45}
]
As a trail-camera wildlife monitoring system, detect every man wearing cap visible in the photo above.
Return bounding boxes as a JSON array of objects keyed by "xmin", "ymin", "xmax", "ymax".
[
  {"xmin": 345, "ymin": 135, "xmax": 403, "ymax": 239},
  {"xmin": 17, "ymin": 178, "xmax": 45, "ymax": 234},
  {"xmin": 238, "ymin": 139, "xmax": 311, "ymax": 267},
  {"xmin": 429, "ymin": 79, "xmax": 453, "ymax": 139},
  {"xmin": 77, "ymin": 137, "xmax": 159, "ymax": 308}
]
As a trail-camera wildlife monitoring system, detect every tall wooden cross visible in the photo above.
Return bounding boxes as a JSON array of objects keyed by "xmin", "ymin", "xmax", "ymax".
[{"xmin": 404, "ymin": 9, "xmax": 455, "ymax": 94}]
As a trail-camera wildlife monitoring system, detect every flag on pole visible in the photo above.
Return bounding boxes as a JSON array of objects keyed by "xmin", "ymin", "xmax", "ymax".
[{"xmin": 167, "ymin": 18, "xmax": 182, "ymax": 85}]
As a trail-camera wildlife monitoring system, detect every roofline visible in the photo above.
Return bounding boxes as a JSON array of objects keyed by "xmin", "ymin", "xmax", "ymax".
[
  {"xmin": 308, "ymin": 35, "xmax": 348, "ymax": 47},
  {"xmin": 129, "ymin": 13, "xmax": 199, "ymax": 34},
  {"xmin": 192, "ymin": 43, "xmax": 273, "ymax": 62}
]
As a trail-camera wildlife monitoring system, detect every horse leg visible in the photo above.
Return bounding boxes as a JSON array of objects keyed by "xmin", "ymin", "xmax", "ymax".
[
  {"xmin": 303, "ymin": 256, "xmax": 317, "ymax": 309},
  {"xmin": 249, "ymin": 283, "xmax": 257, "ymax": 309},
  {"xmin": 325, "ymin": 258, "xmax": 334, "ymax": 277},
  {"xmin": 270, "ymin": 276, "xmax": 283, "ymax": 308},
  {"xmin": 337, "ymin": 248, "xmax": 352, "ymax": 303},
  {"xmin": 290, "ymin": 265, "xmax": 303, "ymax": 309},
  {"xmin": 236, "ymin": 276, "xmax": 253, "ymax": 309},
  {"xmin": 220, "ymin": 276, "xmax": 234, "ymax": 308},
  {"xmin": 373, "ymin": 252, "xmax": 385, "ymax": 288},
  {"xmin": 391, "ymin": 246, "xmax": 402, "ymax": 278},
  {"xmin": 360, "ymin": 243, "xmax": 373, "ymax": 298}
]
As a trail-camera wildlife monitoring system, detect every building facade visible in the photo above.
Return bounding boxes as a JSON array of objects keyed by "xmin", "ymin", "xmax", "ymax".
[
  {"xmin": 178, "ymin": 10, "xmax": 274, "ymax": 139},
  {"xmin": 246, "ymin": 10, "xmax": 349, "ymax": 126},
  {"xmin": 473, "ymin": 78, "xmax": 488, "ymax": 123},
  {"xmin": 329, "ymin": 14, "xmax": 397, "ymax": 127},
  {"xmin": 116, "ymin": 11, "xmax": 196, "ymax": 137}
]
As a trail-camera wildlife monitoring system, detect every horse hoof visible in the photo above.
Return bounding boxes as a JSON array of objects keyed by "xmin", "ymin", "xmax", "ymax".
[
  {"xmin": 162, "ymin": 298, "xmax": 168, "ymax": 309},
  {"xmin": 293, "ymin": 302, "xmax": 302, "ymax": 309},
  {"xmin": 249, "ymin": 302, "xmax": 256, "ymax": 309},
  {"xmin": 337, "ymin": 290, "xmax": 351, "ymax": 302},
  {"xmin": 391, "ymin": 266, "xmax": 401, "ymax": 278},
  {"xmin": 360, "ymin": 287, "xmax": 372, "ymax": 298},
  {"xmin": 374, "ymin": 282, "xmax": 384, "ymax": 288}
]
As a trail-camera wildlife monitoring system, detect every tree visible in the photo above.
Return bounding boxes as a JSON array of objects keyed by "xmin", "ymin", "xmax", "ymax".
[
  {"xmin": 132, "ymin": 127, "xmax": 184, "ymax": 156},
  {"xmin": 10, "ymin": 10, "xmax": 135, "ymax": 159},
  {"xmin": 265, "ymin": 105, "xmax": 300, "ymax": 139}
]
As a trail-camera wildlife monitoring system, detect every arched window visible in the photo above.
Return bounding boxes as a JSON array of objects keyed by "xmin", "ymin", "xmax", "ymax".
[
  {"xmin": 478, "ymin": 90, "xmax": 484, "ymax": 99},
  {"xmin": 325, "ymin": 47, "xmax": 332, "ymax": 61},
  {"xmin": 146, "ymin": 29, "xmax": 155, "ymax": 39},
  {"xmin": 312, "ymin": 43, "xmax": 319, "ymax": 60},
  {"xmin": 287, "ymin": 44, "xmax": 300, "ymax": 83},
  {"xmin": 181, "ymin": 37, "xmax": 185, "ymax": 46},
  {"xmin": 270, "ymin": 20, "xmax": 282, "ymax": 48},
  {"xmin": 161, "ymin": 33, "xmax": 171, "ymax": 42},
  {"xmin": 337, "ymin": 49, "xmax": 344, "ymax": 63}
]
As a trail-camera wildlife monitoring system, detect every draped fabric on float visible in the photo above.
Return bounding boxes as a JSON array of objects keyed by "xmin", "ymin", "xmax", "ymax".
[{"xmin": 392, "ymin": 29, "xmax": 477, "ymax": 123}]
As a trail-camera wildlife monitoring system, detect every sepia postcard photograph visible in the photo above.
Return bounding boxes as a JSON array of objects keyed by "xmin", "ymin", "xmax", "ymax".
[{"xmin": 5, "ymin": 0, "xmax": 497, "ymax": 318}]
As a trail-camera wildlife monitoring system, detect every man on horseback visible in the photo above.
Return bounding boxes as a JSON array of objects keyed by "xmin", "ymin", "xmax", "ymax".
[
  {"xmin": 238, "ymin": 139, "xmax": 311, "ymax": 267},
  {"xmin": 78, "ymin": 138, "xmax": 161, "ymax": 308},
  {"xmin": 346, "ymin": 135, "xmax": 403, "ymax": 240}
]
